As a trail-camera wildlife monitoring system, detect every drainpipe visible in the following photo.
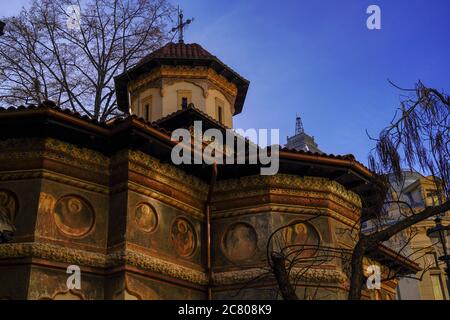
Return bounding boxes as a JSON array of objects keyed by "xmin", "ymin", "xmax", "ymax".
[{"xmin": 205, "ymin": 162, "xmax": 218, "ymax": 300}]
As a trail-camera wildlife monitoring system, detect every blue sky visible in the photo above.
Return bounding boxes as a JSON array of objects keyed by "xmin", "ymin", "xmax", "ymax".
[{"xmin": 3, "ymin": 0, "xmax": 450, "ymax": 164}]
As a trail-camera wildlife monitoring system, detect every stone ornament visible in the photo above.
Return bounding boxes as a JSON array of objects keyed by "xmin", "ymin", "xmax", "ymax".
[
  {"xmin": 134, "ymin": 203, "xmax": 158, "ymax": 233},
  {"xmin": 0, "ymin": 242, "xmax": 348, "ymax": 286},
  {"xmin": 222, "ymin": 222, "xmax": 258, "ymax": 262},
  {"xmin": 0, "ymin": 189, "xmax": 18, "ymax": 234},
  {"xmin": 170, "ymin": 217, "xmax": 197, "ymax": 257},
  {"xmin": 53, "ymin": 195, "xmax": 95, "ymax": 237}
]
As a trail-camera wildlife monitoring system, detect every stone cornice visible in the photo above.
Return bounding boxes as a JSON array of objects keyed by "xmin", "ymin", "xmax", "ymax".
[
  {"xmin": 125, "ymin": 181, "xmax": 204, "ymax": 218},
  {"xmin": 213, "ymin": 175, "xmax": 362, "ymax": 209},
  {"xmin": 213, "ymin": 267, "xmax": 348, "ymax": 286},
  {"xmin": 0, "ymin": 169, "xmax": 109, "ymax": 194},
  {"xmin": 128, "ymin": 65, "xmax": 238, "ymax": 101},
  {"xmin": 0, "ymin": 242, "xmax": 348, "ymax": 286},
  {"xmin": 0, "ymin": 138, "xmax": 109, "ymax": 175},
  {"xmin": 114, "ymin": 150, "xmax": 208, "ymax": 198},
  {"xmin": 212, "ymin": 204, "xmax": 359, "ymax": 228}
]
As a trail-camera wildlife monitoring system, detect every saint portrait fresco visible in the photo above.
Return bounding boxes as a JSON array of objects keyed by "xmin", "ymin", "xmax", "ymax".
[
  {"xmin": 222, "ymin": 223, "xmax": 258, "ymax": 262},
  {"xmin": 53, "ymin": 195, "xmax": 94, "ymax": 237},
  {"xmin": 38, "ymin": 192, "xmax": 56, "ymax": 215},
  {"xmin": 0, "ymin": 189, "xmax": 18, "ymax": 234},
  {"xmin": 283, "ymin": 221, "xmax": 320, "ymax": 258},
  {"xmin": 134, "ymin": 203, "xmax": 158, "ymax": 233},
  {"xmin": 171, "ymin": 217, "xmax": 196, "ymax": 257}
]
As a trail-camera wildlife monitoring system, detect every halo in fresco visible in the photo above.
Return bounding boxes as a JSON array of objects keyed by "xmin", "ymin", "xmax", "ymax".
[
  {"xmin": 54, "ymin": 195, "xmax": 94, "ymax": 237},
  {"xmin": 135, "ymin": 203, "xmax": 158, "ymax": 233},
  {"xmin": 171, "ymin": 217, "xmax": 196, "ymax": 257},
  {"xmin": 283, "ymin": 221, "xmax": 320, "ymax": 258},
  {"xmin": 222, "ymin": 222, "xmax": 258, "ymax": 262}
]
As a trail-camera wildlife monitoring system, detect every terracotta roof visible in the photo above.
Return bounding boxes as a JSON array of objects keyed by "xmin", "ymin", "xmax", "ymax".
[
  {"xmin": 0, "ymin": 100, "xmax": 106, "ymax": 127},
  {"xmin": 0, "ymin": 100, "xmax": 171, "ymax": 137},
  {"xmin": 138, "ymin": 42, "xmax": 215, "ymax": 63},
  {"xmin": 281, "ymin": 146, "xmax": 356, "ymax": 161},
  {"xmin": 0, "ymin": 103, "xmax": 384, "ymax": 218},
  {"xmin": 368, "ymin": 243, "xmax": 422, "ymax": 275}
]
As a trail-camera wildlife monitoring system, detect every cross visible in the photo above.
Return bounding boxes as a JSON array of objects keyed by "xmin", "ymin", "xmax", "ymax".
[{"xmin": 171, "ymin": 8, "xmax": 194, "ymax": 44}]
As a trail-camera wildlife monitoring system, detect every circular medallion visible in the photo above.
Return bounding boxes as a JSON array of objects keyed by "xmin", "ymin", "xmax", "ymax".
[
  {"xmin": 170, "ymin": 217, "xmax": 196, "ymax": 257},
  {"xmin": 54, "ymin": 196, "xmax": 94, "ymax": 237},
  {"xmin": 135, "ymin": 203, "xmax": 158, "ymax": 233},
  {"xmin": 283, "ymin": 221, "xmax": 320, "ymax": 258},
  {"xmin": 222, "ymin": 223, "xmax": 258, "ymax": 262}
]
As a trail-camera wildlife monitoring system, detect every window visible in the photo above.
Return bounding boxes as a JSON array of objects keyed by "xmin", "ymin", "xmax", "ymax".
[
  {"xmin": 177, "ymin": 90, "xmax": 192, "ymax": 110},
  {"xmin": 215, "ymin": 98, "xmax": 225, "ymax": 124},
  {"xmin": 182, "ymin": 97, "xmax": 188, "ymax": 109},
  {"xmin": 430, "ymin": 275, "xmax": 445, "ymax": 300},
  {"xmin": 141, "ymin": 96, "xmax": 152, "ymax": 121},
  {"xmin": 218, "ymin": 106, "xmax": 223, "ymax": 123},
  {"xmin": 145, "ymin": 104, "xmax": 150, "ymax": 120}
]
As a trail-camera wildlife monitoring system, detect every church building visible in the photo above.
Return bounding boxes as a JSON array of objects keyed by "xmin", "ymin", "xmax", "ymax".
[{"xmin": 0, "ymin": 32, "xmax": 419, "ymax": 299}]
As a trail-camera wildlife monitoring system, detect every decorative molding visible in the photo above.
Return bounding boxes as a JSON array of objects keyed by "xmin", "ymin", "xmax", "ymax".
[
  {"xmin": 119, "ymin": 150, "xmax": 208, "ymax": 198},
  {"xmin": 0, "ymin": 242, "xmax": 107, "ymax": 266},
  {"xmin": 39, "ymin": 289, "xmax": 85, "ymax": 300},
  {"xmin": 212, "ymin": 205, "xmax": 358, "ymax": 228},
  {"xmin": 212, "ymin": 175, "xmax": 362, "ymax": 225},
  {"xmin": 128, "ymin": 65, "xmax": 238, "ymax": 103},
  {"xmin": 289, "ymin": 268, "xmax": 348, "ymax": 284},
  {"xmin": 125, "ymin": 181, "xmax": 204, "ymax": 218},
  {"xmin": 214, "ymin": 175, "xmax": 362, "ymax": 209},
  {"xmin": 0, "ymin": 170, "xmax": 109, "ymax": 194},
  {"xmin": 0, "ymin": 138, "xmax": 109, "ymax": 175},
  {"xmin": 106, "ymin": 249, "xmax": 208, "ymax": 285},
  {"xmin": 212, "ymin": 267, "xmax": 348, "ymax": 285},
  {"xmin": 0, "ymin": 242, "xmax": 349, "ymax": 286},
  {"xmin": 0, "ymin": 242, "xmax": 206, "ymax": 284}
]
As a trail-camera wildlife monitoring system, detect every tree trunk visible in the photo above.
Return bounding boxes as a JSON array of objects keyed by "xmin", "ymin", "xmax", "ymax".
[
  {"xmin": 348, "ymin": 240, "xmax": 368, "ymax": 300},
  {"xmin": 347, "ymin": 200, "xmax": 450, "ymax": 299},
  {"xmin": 271, "ymin": 252, "xmax": 298, "ymax": 300}
]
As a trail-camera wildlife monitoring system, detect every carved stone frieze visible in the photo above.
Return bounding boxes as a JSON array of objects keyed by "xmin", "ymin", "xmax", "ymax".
[
  {"xmin": 213, "ymin": 175, "xmax": 362, "ymax": 209},
  {"xmin": 0, "ymin": 170, "xmax": 109, "ymax": 194},
  {"xmin": 0, "ymin": 242, "xmax": 348, "ymax": 286},
  {"xmin": 123, "ymin": 150, "xmax": 208, "ymax": 198},
  {"xmin": 128, "ymin": 65, "xmax": 238, "ymax": 101},
  {"xmin": 0, "ymin": 138, "xmax": 109, "ymax": 174}
]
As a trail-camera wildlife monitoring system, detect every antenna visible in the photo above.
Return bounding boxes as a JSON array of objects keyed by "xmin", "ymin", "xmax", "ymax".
[{"xmin": 295, "ymin": 115, "xmax": 304, "ymax": 135}]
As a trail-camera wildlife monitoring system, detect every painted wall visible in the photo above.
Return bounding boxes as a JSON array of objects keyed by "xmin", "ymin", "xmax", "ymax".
[{"xmin": 131, "ymin": 80, "xmax": 234, "ymax": 127}]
